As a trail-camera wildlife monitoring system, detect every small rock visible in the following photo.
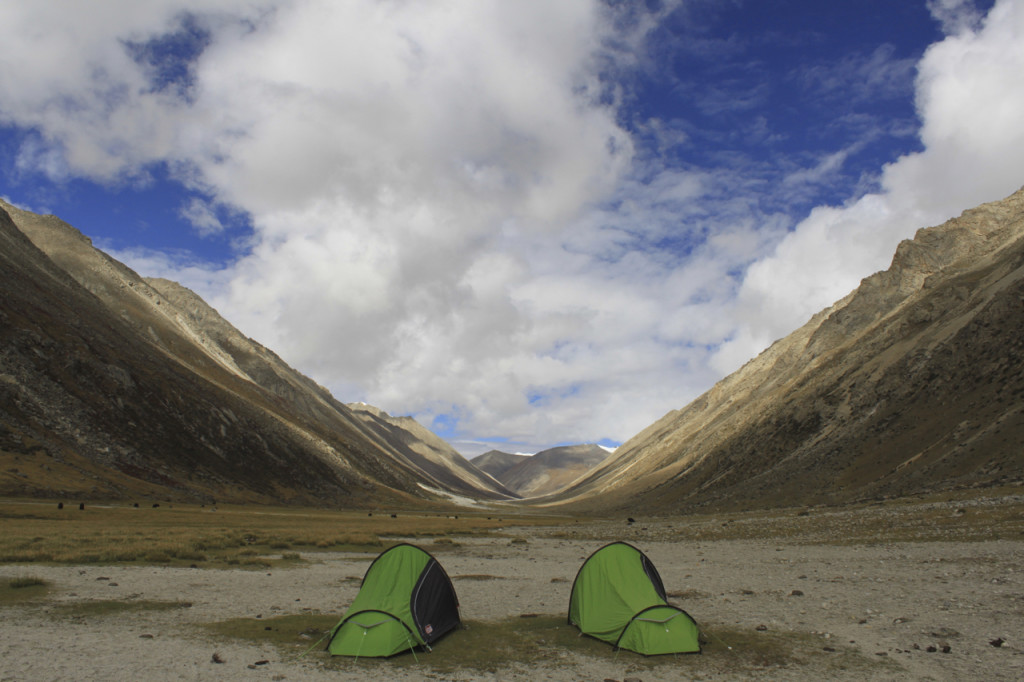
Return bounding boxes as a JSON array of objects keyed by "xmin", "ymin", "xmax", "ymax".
[
  {"xmin": 926, "ymin": 645, "xmax": 937, "ymax": 653},
  {"xmin": 254, "ymin": 660, "xmax": 269, "ymax": 665},
  {"xmin": 139, "ymin": 634, "xmax": 154, "ymax": 639},
  {"xmin": 624, "ymin": 677, "xmax": 643, "ymax": 682},
  {"xmin": 211, "ymin": 653, "xmax": 225, "ymax": 664},
  {"xmin": 930, "ymin": 627, "xmax": 960, "ymax": 638},
  {"xmin": 790, "ymin": 589, "xmax": 804, "ymax": 596},
  {"xmin": 756, "ymin": 624, "xmax": 768, "ymax": 631},
  {"xmin": 875, "ymin": 651, "xmax": 888, "ymax": 657},
  {"xmin": 823, "ymin": 646, "xmax": 835, "ymax": 652},
  {"xmin": 990, "ymin": 637, "xmax": 1006, "ymax": 648},
  {"xmin": 108, "ymin": 583, "xmax": 118, "ymax": 587}
]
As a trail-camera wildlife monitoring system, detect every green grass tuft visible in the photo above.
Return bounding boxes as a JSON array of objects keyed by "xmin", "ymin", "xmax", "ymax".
[
  {"xmin": 204, "ymin": 614, "xmax": 897, "ymax": 678},
  {"xmin": 51, "ymin": 599, "xmax": 194, "ymax": 618},
  {"xmin": 0, "ymin": 575, "xmax": 52, "ymax": 605}
]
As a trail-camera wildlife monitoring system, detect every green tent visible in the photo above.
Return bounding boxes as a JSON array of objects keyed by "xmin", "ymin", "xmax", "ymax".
[
  {"xmin": 327, "ymin": 543, "xmax": 460, "ymax": 658},
  {"xmin": 568, "ymin": 541, "xmax": 700, "ymax": 655}
]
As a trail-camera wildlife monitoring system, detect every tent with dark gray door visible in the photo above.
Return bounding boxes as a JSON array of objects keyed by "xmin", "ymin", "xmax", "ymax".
[
  {"xmin": 327, "ymin": 543, "xmax": 460, "ymax": 658},
  {"xmin": 568, "ymin": 541, "xmax": 700, "ymax": 655}
]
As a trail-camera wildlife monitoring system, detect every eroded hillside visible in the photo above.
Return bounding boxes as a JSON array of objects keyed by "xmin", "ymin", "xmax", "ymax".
[
  {"xmin": 0, "ymin": 201, "xmax": 502, "ymax": 506},
  {"xmin": 546, "ymin": 187, "xmax": 1024, "ymax": 513}
]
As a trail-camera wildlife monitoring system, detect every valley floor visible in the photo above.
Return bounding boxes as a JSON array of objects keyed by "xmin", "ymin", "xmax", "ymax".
[{"xmin": 2, "ymin": 497, "xmax": 1023, "ymax": 681}]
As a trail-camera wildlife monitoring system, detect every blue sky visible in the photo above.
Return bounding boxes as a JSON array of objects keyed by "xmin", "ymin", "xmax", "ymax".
[{"xmin": 2, "ymin": 0, "xmax": 1022, "ymax": 456}]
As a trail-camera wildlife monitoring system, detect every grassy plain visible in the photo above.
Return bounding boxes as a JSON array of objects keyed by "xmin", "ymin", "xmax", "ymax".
[
  {"xmin": 0, "ymin": 500, "xmax": 562, "ymax": 567},
  {"xmin": 3, "ymin": 493, "xmax": 1020, "ymax": 680},
  {"xmin": 205, "ymin": 613, "xmax": 883, "ymax": 678}
]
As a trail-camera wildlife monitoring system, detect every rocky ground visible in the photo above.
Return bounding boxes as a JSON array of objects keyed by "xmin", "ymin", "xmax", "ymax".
[{"xmin": 2, "ymin": 499, "xmax": 1022, "ymax": 681}]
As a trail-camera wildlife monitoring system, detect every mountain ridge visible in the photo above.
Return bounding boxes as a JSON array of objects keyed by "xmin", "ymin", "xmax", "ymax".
[
  {"xmin": 4, "ymin": 185, "xmax": 1024, "ymax": 512},
  {"xmin": 543, "ymin": 186, "xmax": 1024, "ymax": 512},
  {"xmin": 473, "ymin": 444, "xmax": 609, "ymax": 498},
  {"xmin": 471, "ymin": 450, "xmax": 531, "ymax": 481},
  {"xmin": 0, "ymin": 199, "xmax": 502, "ymax": 506}
]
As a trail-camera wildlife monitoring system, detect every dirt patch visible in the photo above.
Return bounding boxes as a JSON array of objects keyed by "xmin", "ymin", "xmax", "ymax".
[{"xmin": 1, "ymin": 500, "xmax": 1022, "ymax": 680}]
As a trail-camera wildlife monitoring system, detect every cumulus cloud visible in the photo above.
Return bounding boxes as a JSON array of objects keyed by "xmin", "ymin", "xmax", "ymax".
[
  {"xmin": 179, "ymin": 197, "xmax": 224, "ymax": 236},
  {"xmin": 713, "ymin": 0, "xmax": 1024, "ymax": 373},
  {"xmin": 2, "ymin": 0, "xmax": 1023, "ymax": 455},
  {"xmin": 927, "ymin": 0, "xmax": 987, "ymax": 34}
]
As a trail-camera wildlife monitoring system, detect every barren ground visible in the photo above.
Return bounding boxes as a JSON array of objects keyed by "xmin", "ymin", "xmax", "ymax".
[{"xmin": 2, "ymin": 497, "xmax": 1023, "ymax": 681}]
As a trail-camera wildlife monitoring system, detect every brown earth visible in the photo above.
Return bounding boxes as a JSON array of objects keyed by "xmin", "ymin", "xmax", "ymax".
[
  {"xmin": 549, "ymin": 186, "xmax": 1024, "ymax": 514},
  {"xmin": 2, "ymin": 496, "xmax": 1022, "ymax": 681}
]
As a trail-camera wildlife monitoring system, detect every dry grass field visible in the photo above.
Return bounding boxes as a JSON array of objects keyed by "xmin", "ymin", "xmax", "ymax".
[
  {"xmin": 0, "ymin": 500, "xmax": 558, "ymax": 566},
  {"xmin": 2, "ymin": 492, "xmax": 1023, "ymax": 681}
]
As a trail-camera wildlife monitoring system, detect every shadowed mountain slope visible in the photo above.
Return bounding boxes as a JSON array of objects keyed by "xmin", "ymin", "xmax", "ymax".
[
  {"xmin": 345, "ymin": 404, "xmax": 517, "ymax": 500},
  {"xmin": 487, "ymin": 444, "xmax": 610, "ymax": 498},
  {"xmin": 545, "ymin": 187, "xmax": 1024, "ymax": 513},
  {"xmin": 0, "ymin": 200, "xmax": 501, "ymax": 506},
  {"xmin": 471, "ymin": 450, "xmax": 530, "ymax": 481}
]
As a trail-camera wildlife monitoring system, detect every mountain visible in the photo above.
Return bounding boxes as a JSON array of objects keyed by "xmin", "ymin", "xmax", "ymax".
[
  {"xmin": 471, "ymin": 450, "xmax": 530, "ymax": 480},
  {"xmin": 345, "ymin": 405, "xmax": 517, "ymax": 500},
  {"xmin": 486, "ymin": 444, "xmax": 609, "ymax": 498},
  {"xmin": 0, "ymin": 200, "xmax": 503, "ymax": 506},
  {"xmin": 546, "ymin": 186, "xmax": 1024, "ymax": 513}
]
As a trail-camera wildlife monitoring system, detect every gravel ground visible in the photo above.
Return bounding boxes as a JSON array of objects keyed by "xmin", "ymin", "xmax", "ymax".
[{"xmin": 2, "ymin": 506, "xmax": 1023, "ymax": 681}]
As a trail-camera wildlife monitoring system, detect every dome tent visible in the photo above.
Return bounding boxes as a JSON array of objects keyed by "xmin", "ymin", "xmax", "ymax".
[
  {"xmin": 327, "ymin": 543, "xmax": 460, "ymax": 658},
  {"xmin": 568, "ymin": 541, "xmax": 700, "ymax": 655}
]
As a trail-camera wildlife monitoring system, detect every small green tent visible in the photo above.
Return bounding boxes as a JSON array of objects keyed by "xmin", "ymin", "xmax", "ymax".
[
  {"xmin": 327, "ymin": 543, "xmax": 460, "ymax": 658},
  {"xmin": 568, "ymin": 541, "xmax": 700, "ymax": 655}
]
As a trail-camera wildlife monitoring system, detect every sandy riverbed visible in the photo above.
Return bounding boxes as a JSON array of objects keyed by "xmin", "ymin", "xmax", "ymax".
[{"xmin": 2, "ymin": 513, "xmax": 1023, "ymax": 681}]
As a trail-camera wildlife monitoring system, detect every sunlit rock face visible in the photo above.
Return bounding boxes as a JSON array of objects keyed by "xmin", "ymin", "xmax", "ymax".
[{"xmin": 547, "ymin": 187, "xmax": 1024, "ymax": 513}]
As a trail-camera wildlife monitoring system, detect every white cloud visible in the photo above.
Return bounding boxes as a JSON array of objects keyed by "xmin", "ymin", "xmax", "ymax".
[
  {"xmin": 795, "ymin": 44, "xmax": 918, "ymax": 103},
  {"xmin": 927, "ymin": 0, "xmax": 987, "ymax": 34},
  {"xmin": 3, "ymin": 0, "xmax": 1024, "ymax": 456},
  {"xmin": 179, "ymin": 197, "xmax": 224, "ymax": 236},
  {"xmin": 713, "ymin": 0, "xmax": 1024, "ymax": 373}
]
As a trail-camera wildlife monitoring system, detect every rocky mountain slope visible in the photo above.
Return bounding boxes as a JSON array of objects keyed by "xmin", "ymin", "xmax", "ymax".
[
  {"xmin": 345, "ymin": 404, "xmax": 517, "ymax": 499},
  {"xmin": 471, "ymin": 450, "xmax": 530, "ymax": 481},
  {"xmin": 476, "ymin": 444, "xmax": 609, "ymax": 498},
  {"xmin": 546, "ymin": 187, "xmax": 1024, "ymax": 513},
  {"xmin": 0, "ymin": 200, "xmax": 504, "ymax": 506}
]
